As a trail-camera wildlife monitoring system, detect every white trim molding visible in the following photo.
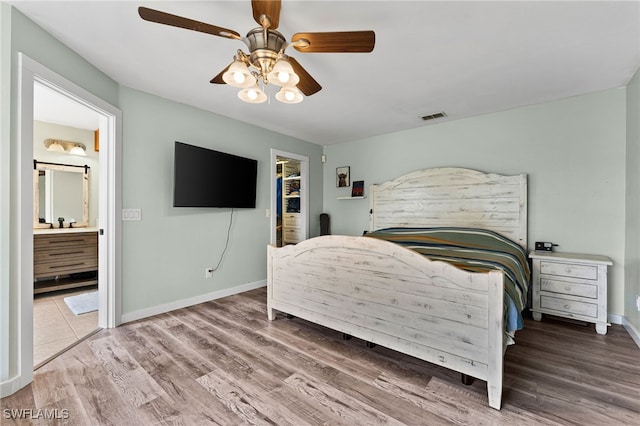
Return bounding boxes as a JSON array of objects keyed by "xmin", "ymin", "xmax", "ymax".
[
  {"xmin": 121, "ymin": 281, "xmax": 266, "ymax": 324},
  {"xmin": 608, "ymin": 314, "xmax": 623, "ymax": 325},
  {"xmin": 621, "ymin": 317, "xmax": 640, "ymax": 348}
]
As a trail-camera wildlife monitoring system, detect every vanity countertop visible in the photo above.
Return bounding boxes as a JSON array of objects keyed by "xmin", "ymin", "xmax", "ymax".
[{"xmin": 34, "ymin": 227, "xmax": 99, "ymax": 235}]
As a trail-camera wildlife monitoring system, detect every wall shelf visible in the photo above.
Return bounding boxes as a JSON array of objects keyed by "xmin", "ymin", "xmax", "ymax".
[{"xmin": 337, "ymin": 196, "xmax": 366, "ymax": 200}]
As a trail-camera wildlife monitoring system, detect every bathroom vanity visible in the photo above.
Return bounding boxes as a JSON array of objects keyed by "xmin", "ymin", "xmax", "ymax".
[
  {"xmin": 33, "ymin": 228, "xmax": 98, "ymax": 294},
  {"xmin": 33, "ymin": 160, "xmax": 98, "ymax": 294}
]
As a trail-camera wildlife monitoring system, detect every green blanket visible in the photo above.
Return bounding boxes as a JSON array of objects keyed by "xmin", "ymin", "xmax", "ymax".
[{"xmin": 365, "ymin": 227, "xmax": 530, "ymax": 332}]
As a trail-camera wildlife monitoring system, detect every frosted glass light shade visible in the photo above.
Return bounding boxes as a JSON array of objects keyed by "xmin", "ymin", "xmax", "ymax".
[
  {"xmin": 222, "ymin": 61, "xmax": 256, "ymax": 88},
  {"xmin": 238, "ymin": 85, "xmax": 267, "ymax": 103},
  {"xmin": 275, "ymin": 86, "xmax": 303, "ymax": 104},
  {"xmin": 266, "ymin": 58, "xmax": 299, "ymax": 87},
  {"xmin": 47, "ymin": 141, "xmax": 65, "ymax": 152},
  {"xmin": 69, "ymin": 145, "xmax": 86, "ymax": 156}
]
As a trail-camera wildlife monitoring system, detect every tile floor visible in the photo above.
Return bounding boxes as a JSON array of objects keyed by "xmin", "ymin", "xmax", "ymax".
[{"xmin": 33, "ymin": 286, "xmax": 99, "ymax": 367}]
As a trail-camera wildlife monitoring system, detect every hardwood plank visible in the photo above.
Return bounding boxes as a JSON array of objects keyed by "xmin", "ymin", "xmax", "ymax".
[
  {"xmin": 283, "ymin": 372, "xmax": 406, "ymax": 425},
  {"xmin": 197, "ymin": 367, "xmax": 321, "ymax": 426},
  {"xmin": 88, "ymin": 335, "xmax": 166, "ymax": 407},
  {"xmin": 57, "ymin": 340, "xmax": 149, "ymax": 425},
  {"xmin": 2, "ymin": 288, "xmax": 638, "ymax": 425}
]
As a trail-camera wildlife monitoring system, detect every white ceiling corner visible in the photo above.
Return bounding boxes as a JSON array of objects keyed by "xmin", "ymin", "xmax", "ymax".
[{"xmin": 14, "ymin": 0, "xmax": 640, "ymax": 145}]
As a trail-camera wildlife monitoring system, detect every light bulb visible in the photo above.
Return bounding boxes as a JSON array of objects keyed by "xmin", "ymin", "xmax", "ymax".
[
  {"xmin": 285, "ymin": 91, "xmax": 295, "ymax": 101},
  {"xmin": 247, "ymin": 89, "xmax": 258, "ymax": 100},
  {"xmin": 278, "ymin": 72, "xmax": 290, "ymax": 84},
  {"xmin": 233, "ymin": 72, "xmax": 245, "ymax": 84}
]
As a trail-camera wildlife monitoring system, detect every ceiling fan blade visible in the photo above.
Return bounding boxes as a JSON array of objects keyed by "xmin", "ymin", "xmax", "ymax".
[
  {"xmin": 288, "ymin": 57, "xmax": 322, "ymax": 96},
  {"xmin": 138, "ymin": 7, "xmax": 241, "ymax": 40},
  {"xmin": 251, "ymin": 0, "xmax": 281, "ymax": 29},
  {"xmin": 210, "ymin": 63, "xmax": 232, "ymax": 84},
  {"xmin": 291, "ymin": 31, "xmax": 375, "ymax": 53}
]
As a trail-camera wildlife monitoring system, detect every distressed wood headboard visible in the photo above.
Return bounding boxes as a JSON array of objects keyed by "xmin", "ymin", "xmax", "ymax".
[{"xmin": 369, "ymin": 167, "xmax": 527, "ymax": 249}]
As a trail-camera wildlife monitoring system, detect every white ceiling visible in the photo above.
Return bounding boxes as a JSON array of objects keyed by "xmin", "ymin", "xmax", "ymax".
[{"xmin": 14, "ymin": 1, "xmax": 640, "ymax": 145}]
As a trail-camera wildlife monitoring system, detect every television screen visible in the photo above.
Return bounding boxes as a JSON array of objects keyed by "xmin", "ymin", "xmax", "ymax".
[{"xmin": 173, "ymin": 142, "xmax": 258, "ymax": 208}]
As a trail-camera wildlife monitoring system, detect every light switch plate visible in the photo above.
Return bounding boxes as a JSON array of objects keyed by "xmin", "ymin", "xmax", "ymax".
[{"xmin": 122, "ymin": 208, "xmax": 141, "ymax": 221}]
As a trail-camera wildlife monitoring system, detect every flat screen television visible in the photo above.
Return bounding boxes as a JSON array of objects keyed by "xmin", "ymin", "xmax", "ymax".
[{"xmin": 173, "ymin": 141, "xmax": 258, "ymax": 208}]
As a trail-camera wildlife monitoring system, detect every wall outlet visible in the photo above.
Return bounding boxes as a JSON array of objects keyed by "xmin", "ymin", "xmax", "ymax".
[
  {"xmin": 636, "ymin": 295, "xmax": 640, "ymax": 311},
  {"xmin": 205, "ymin": 267, "xmax": 213, "ymax": 279}
]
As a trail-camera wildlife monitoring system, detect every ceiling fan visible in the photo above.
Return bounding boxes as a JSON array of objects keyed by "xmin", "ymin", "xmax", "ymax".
[{"xmin": 138, "ymin": 0, "xmax": 375, "ymax": 104}]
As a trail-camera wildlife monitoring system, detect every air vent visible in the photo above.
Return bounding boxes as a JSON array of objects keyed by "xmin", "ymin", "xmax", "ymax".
[{"xmin": 421, "ymin": 112, "xmax": 447, "ymax": 121}]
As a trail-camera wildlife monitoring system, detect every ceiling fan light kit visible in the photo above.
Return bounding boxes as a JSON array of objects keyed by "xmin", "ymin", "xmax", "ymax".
[{"xmin": 138, "ymin": 1, "xmax": 375, "ymax": 105}]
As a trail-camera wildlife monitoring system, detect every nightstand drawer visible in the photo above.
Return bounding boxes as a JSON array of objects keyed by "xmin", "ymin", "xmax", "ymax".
[
  {"xmin": 540, "ymin": 295, "xmax": 597, "ymax": 318},
  {"xmin": 540, "ymin": 278, "xmax": 598, "ymax": 298},
  {"xmin": 540, "ymin": 261, "xmax": 597, "ymax": 280}
]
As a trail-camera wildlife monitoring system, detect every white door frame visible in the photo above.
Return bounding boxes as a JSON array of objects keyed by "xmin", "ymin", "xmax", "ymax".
[
  {"xmin": 15, "ymin": 53, "xmax": 121, "ymax": 390},
  {"xmin": 270, "ymin": 149, "xmax": 309, "ymax": 245}
]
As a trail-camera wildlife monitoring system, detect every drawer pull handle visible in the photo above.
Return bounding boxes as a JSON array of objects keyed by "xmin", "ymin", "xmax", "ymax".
[
  {"xmin": 564, "ymin": 268, "xmax": 572, "ymax": 273},
  {"xmin": 48, "ymin": 239, "xmax": 85, "ymax": 244},
  {"xmin": 563, "ymin": 304, "xmax": 571, "ymax": 309},
  {"xmin": 564, "ymin": 285, "xmax": 572, "ymax": 291},
  {"xmin": 49, "ymin": 262, "xmax": 85, "ymax": 269},
  {"xmin": 49, "ymin": 251, "xmax": 84, "ymax": 256}
]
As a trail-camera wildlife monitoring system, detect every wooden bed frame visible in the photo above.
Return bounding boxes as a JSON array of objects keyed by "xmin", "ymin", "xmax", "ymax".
[{"xmin": 267, "ymin": 168, "xmax": 527, "ymax": 410}]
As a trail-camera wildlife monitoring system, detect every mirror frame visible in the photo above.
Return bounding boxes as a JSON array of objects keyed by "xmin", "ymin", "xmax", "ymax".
[{"xmin": 33, "ymin": 160, "xmax": 89, "ymax": 229}]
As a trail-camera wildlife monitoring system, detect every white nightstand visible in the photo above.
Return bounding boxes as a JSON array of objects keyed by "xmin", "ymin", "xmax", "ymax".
[{"xmin": 529, "ymin": 251, "xmax": 612, "ymax": 335}]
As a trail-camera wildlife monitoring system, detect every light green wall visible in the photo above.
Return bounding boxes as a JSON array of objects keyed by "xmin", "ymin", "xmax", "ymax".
[
  {"xmin": 10, "ymin": 7, "xmax": 118, "ymax": 107},
  {"xmin": 626, "ymin": 68, "xmax": 640, "ymax": 333},
  {"xmin": 1, "ymin": 5, "xmax": 321, "ymax": 393},
  {"xmin": 323, "ymin": 89, "xmax": 627, "ymax": 317},
  {"xmin": 118, "ymin": 86, "xmax": 322, "ymax": 314}
]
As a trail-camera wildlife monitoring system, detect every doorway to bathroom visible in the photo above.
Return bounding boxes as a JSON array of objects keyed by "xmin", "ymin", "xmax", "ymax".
[
  {"xmin": 17, "ymin": 54, "xmax": 122, "ymax": 388},
  {"xmin": 32, "ymin": 81, "xmax": 102, "ymax": 367}
]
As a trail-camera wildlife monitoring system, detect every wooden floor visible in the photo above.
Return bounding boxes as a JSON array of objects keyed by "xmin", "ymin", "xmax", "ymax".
[{"xmin": 2, "ymin": 287, "xmax": 639, "ymax": 425}]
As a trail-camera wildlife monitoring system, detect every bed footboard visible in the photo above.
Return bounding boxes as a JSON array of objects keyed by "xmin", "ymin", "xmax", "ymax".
[{"xmin": 267, "ymin": 235, "xmax": 505, "ymax": 409}]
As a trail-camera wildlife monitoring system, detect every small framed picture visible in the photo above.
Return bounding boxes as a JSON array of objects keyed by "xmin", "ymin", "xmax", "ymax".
[
  {"xmin": 351, "ymin": 180, "xmax": 364, "ymax": 197},
  {"xmin": 336, "ymin": 166, "xmax": 350, "ymax": 187}
]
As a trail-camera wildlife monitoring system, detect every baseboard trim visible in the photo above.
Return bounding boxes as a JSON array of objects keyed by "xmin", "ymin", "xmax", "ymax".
[
  {"xmin": 608, "ymin": 313, "xmax": 623, "ymax": 325},
  {"xmin": 621, "ymin": 316, "xmax": 640, "ymax": 349},
  {"xmin": 121, "ymin": 280, "xmax": 266, "ymax": 324},
  {"xmin": 1, "ymin": 374, "xmax": 31, "ymax": 399}
]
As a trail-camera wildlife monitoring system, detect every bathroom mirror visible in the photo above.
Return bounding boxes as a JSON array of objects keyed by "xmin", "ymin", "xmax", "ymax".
[{"xmin": 33, "ymin": 161, "xmax": 89, "ymax": 229}]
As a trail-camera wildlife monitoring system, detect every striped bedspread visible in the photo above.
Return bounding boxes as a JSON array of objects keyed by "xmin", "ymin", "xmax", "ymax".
[{"xmin": 365, "ymin": 227, "xmax": 530, "ymax": 335}]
